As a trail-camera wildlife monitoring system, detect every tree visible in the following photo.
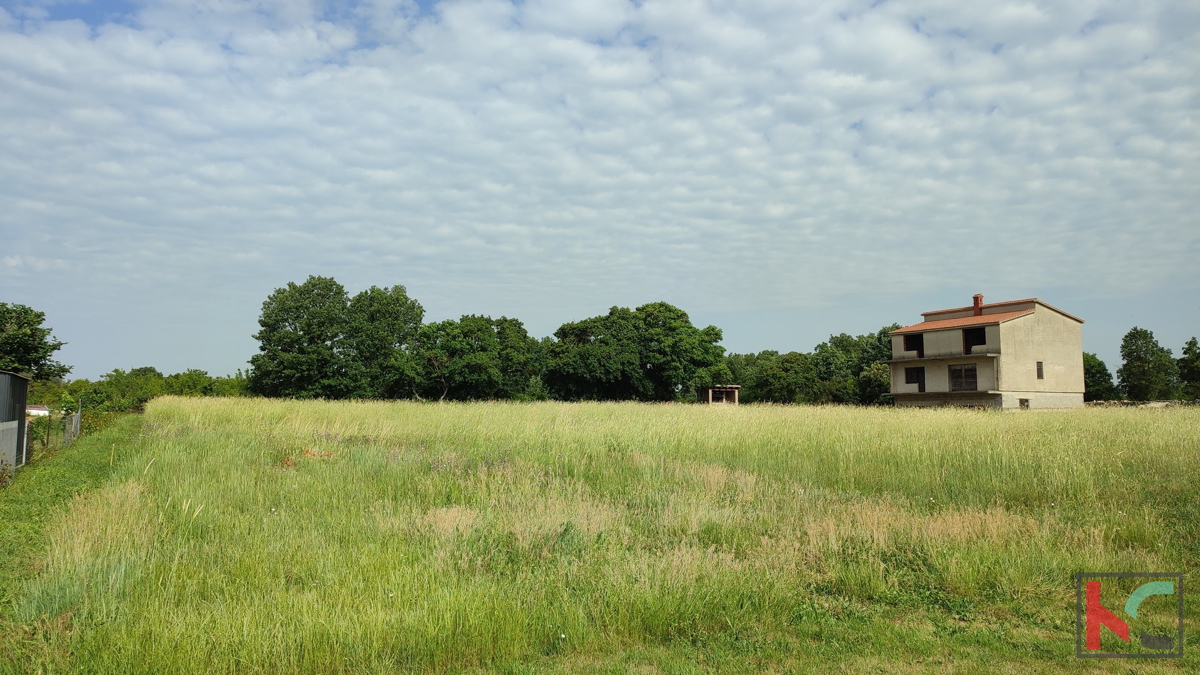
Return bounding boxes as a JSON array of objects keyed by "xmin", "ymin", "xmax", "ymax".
[
  {"xmin": 0, "ymin": 302, "xmax": 71, "ymax": 380},
  {"xmin": 748, "ymin": 351, "xmax": 818, "ymax": 403},
  {"xmin": 343, "ymin": 285, "xmax": 424, "ymax": 398},
  {"xmin": 211, "ymin": 370, "xmax": 250, "ymax": 397},
  {"xmin": 545, "ymin": 307, "xmax": 650, "ymax": 401},
  {"xmin": 1117, "ymin": 327, "xmax": 1180, "ymax": 401},
  {"xmin": 1083, "ymin": 352, "xmax": 1120, "ymax": 401},
  {"xmin": 413, "ymin": 320, "xmax": 463, "ymax": 401},
  {"xmin": 1179, "ymin": 337, "xmax": 1200, "ymax": 400},
  {"xmin": 492, "ymin": 316, "xmax": 544, "ymax": 399},
  {"xmin": 810, "ymin": 324, "xmax": 900, "ymax": 404},
  {"xmin": 724, "ymin": 352, "xmax": 762, "ymax": 392},
  {"xmin": 545, "ymin": 302, "xmax": 727, "ymax": 401},
  {"xmin": 636, "ymin": 302, "xmax": 728, "ymax": 399},
  {"xmin": 411, "ymin": 315, "xmax": 540, "ymax": 401},
  {"xmin": 165, "ymin": 369, "xmax": 215, "ymax": 396},
  {"xmin": 248, "ymin": 276, "xmax": 353, "ymax": 399},
  {"xmin": 857, "ymin": 362, "xmax": 891, "ymax": 405},
  {"xmin": 86, "ymin": 367, "xmax": 167, "ymax": 412}
]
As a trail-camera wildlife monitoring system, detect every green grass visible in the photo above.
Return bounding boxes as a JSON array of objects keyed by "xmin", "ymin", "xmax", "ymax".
[{"xmin": 2, "ymin": 399, "xmax": 1198, "ymax": 673}]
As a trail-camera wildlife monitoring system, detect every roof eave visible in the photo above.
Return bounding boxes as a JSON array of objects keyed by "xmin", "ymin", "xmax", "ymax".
[{"xmin": 889, "ymin": 312, "xmax": 1032, "ymax": 336}]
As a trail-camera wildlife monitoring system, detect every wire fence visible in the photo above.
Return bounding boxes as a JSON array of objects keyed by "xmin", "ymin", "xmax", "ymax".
[{"xmin": 63, "ymin": 411, "xmax": 82, "ymax": 447}]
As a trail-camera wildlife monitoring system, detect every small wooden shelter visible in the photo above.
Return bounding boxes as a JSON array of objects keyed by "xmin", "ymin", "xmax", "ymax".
[{"xmin": 699, "ymin": 385, "xmax": 740, "ymax": 404}]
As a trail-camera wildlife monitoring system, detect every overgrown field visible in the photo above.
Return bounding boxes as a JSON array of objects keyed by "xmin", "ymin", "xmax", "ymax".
[{"xmin": 3, "ymin": 398, "xmax": 1198, "ymax": 673}]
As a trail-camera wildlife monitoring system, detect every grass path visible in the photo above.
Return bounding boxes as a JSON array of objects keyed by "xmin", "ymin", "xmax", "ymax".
[{"xmin": 0, "ymin": 416, "xmax": 142, "ymax": 669}]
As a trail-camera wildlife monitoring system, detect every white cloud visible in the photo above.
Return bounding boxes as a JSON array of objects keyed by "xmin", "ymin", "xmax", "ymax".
[{"xmin": 0, "ymin": 0, "xmax": 1196, "ymax": 377}]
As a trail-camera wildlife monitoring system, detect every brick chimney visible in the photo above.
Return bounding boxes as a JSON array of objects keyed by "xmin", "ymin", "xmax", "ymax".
[{"xmin": 973, "ymin": 294, "xmax": 984, "ymax": 316}]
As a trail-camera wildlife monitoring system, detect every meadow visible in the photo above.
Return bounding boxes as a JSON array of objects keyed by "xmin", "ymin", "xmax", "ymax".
[{"xmin": 2, "ymin": 398, "xmax": 1198, "ymax": 673}]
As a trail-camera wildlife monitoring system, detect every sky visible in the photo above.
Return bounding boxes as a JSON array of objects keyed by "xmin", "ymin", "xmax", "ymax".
[{"xmin": 0, "ymin": 0, "xmax": 1197, "ymax": 380}]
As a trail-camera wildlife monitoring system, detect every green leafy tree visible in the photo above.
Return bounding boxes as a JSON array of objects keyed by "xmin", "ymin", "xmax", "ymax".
[
  {"xmin": 1117, "ymin": 327, "xmax": 1180, "ymax": 401},
  {"xmin": 749, "ymin": 351, "xmax": 818, "ymax": 403},
  {"xmin": 1083, "ymin": 352, "xmax": 1120, "ymax": 401},
  {"xmin": 637, "ymin": 302, "xmax": 728, "ymax": 399},
  {"xmin": 444, "ymin": 315, "xmax": 506, "ymax": 400},
  {"xmin": 492, "ymin": 316, "xmax": 543, "ymax": 399},
  {"xmin": 86, "ymin": 367, "xmax": 167, "ymax": 412},
  {"xmin": 414, "ymin": 316, "xmax": 541, "ymax": 401},
  {"xmin": 165, "ymin": 369, "xmax": 215, "ymax": 396},
  {"xmin": 1178, "ymin": 337, "xmax": 1200, "ymax": 400},
  {"xmin": 546, "ymin": 307, "xmax": 652, "ymax": 401},
  {"xmin": 546, "ymin": 303, "xmax": 726, "ymax": 401},
  {"xmin": 0, "ymin": 302, "xmax": 71, "ymax": 380},
  {"xmin": 810, "ymin": 324, "xmax": 900, "ymax": 404},
  {"xmin": 723, "ymin": 352, "xmax": 761, "ymax": 392},
  {"xmin": 211, "ymin": 370, "xmax": 250, "ymax": 397},
  {"xmin": 413, "ymin": 319, "xmax": 463, "ymax": 401},
  {"xmin": 248, "ymin": 276, "xmax": 353, "ymax": 399},
  {"xmin": 344, "ymin": 285, "xmax": 424, "ymax": 398},
  {"xmin": 857, "ymin": 362, "xmax": 892, "ymax": 405}
]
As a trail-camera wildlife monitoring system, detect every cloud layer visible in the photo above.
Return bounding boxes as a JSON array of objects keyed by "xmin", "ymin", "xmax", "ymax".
[{"xmin": 1, "ymin": 0, "xmax": 1197, "ymax": 377}]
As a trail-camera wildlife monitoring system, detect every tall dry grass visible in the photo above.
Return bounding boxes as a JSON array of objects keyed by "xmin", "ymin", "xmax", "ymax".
[{"xmin": 6, "ymin": 398, "xmax": 1198, "ymax": 672}]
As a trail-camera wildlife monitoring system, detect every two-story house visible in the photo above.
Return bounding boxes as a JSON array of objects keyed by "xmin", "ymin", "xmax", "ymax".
[{"xmin": 887, "ymin": 295, "xmax": 1085, "ymax": 409}]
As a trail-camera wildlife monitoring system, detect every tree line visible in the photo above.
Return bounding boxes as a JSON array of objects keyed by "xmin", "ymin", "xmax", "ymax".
[
  {"xmin": 3, "ymin": 294, "xmax": 1198, "ymax": 410},
  {"xmin": 245, "ymin": 276, "xmax": 731, "ymax": 402},
  {"xmin": 243, "ymin": 277, "xmax": 923, "ymax": 404},
  {"xmin": 1084, "ymin": 328, "xmax": 1200, "ymax": 402}
]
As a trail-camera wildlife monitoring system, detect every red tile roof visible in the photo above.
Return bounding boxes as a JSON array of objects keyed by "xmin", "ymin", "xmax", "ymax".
[{"xmin": 890, "ymin": 309, "xmax": 1034, "ymax": 335}]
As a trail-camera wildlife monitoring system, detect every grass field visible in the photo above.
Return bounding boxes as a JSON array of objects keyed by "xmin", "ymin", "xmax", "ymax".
[{"xmin": 2, "ymin": 398, "xmax": 1198, "ymax": 673}]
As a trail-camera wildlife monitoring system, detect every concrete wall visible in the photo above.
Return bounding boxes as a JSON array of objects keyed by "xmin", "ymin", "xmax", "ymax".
[
  {"xmin": 889, "ymin": 301, "xmax": 1084, "ymax": 408},
  {"xmin": 998, "ymin": 392, "xmax": 1085, "ymax": 409},
  {"xmin": 890, "ymin": 358, "xmax": 997, "ymax": 395},
  {"xmin": 894, "ymin": 394, "xmax": 1003, "ymax": 408},
  {"xmin": 997, "ymin": 311, "xmax": 1084, "ymax": 395},
  {"xmin": 891, "ymin": 325, "xmax": 1001, "ymax": 360}
]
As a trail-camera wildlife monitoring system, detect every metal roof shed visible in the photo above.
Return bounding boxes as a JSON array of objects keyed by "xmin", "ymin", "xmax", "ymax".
[{"xmin": 1, "ymin": 370, "xmax": 31, "ymax": 473}]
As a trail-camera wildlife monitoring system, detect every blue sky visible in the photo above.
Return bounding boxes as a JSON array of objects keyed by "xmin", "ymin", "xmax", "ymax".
[{"xmin": 1, "ymin": 0, "xmax": 1197, "ymax": 380}]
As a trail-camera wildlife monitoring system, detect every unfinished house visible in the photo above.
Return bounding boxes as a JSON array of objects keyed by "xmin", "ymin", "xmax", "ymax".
[{"xmin": 887, "ymin": 295, "xmax": 1085, "ymax": 409}]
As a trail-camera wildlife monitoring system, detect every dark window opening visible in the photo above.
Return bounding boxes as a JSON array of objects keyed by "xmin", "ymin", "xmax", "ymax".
[
  {"xmin": 962, "ymin": 327, "xmax": 987, "ymax": 355},
  {"xmin": 1036, "ymin": 361, "xmax": 1044, "ymax": 379},
  {"xmin": 949, "ymin": 364, "xmax": 978, "ymax": 392},
  {"xmin": 903, "ymin": 334, "xmax": 924, "ymax": 358},
  {"xmin": 905, "ymin": 367, "xmax": 926, "ymax": 393},
  {"xmin": 1019, "ymin": 398, "xmax": 1030, "ymax": 409}
]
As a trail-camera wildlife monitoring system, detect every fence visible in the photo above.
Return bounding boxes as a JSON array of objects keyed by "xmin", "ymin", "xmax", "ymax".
[
  {"xmin": 63, "ymin": 412, "xmax": 82, "ymax": 447},
  {"xmin": 3, "ymin": 411, "xmax": 88, "ymax": 486}
]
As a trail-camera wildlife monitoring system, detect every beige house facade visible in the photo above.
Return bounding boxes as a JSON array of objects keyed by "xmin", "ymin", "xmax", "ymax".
[{"xmin": 887, "ymin": 295, "xmax": 1085, "ymax": 409}]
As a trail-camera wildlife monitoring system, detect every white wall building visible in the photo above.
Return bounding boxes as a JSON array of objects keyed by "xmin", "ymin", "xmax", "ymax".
[{"xmin": 887, "ymin": 295, "xmax": 1085, "ymax": 409}]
